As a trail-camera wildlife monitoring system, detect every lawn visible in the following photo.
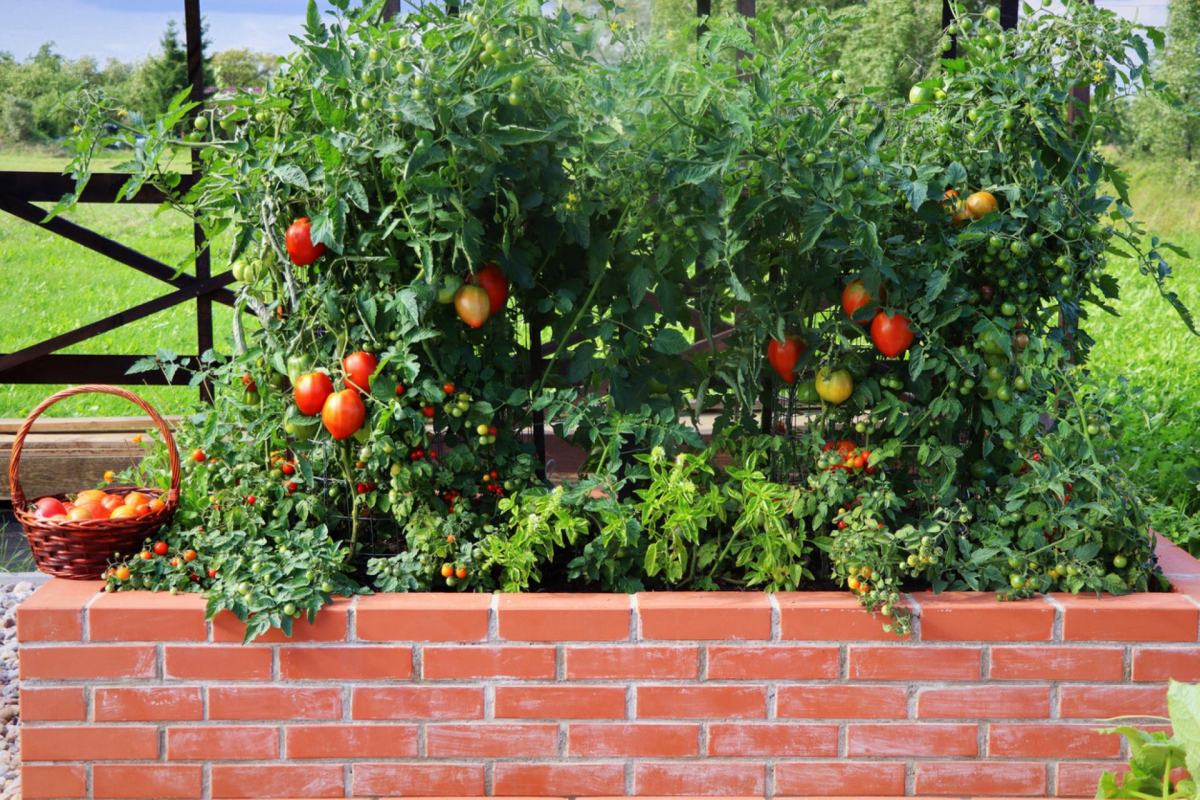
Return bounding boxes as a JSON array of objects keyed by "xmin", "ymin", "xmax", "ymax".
[
  {"xmin": 1, "ymin": 144, "xmax": 1197, "ymax": 521},
  {"xmin": 0, "ymin": 145, "xmax": 237, "ymax": 418}
]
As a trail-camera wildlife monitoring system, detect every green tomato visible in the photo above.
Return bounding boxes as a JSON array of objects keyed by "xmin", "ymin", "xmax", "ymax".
[
  {"xmin": 1013, "ymin": 375, "xmax": 1029, "ymax": 392},
  {"xmin": 1113, "ymin": 554, "xmax": 1128, "ymax": 569},
  {"xmin": 1000, "ymin": 301, "xmax": 1017, "ymax": 316},
  {"xmin": 436, "ymin": 275, "xmax": 463, "ymax": 304},
  {"xmin": 193, "ymin": 115, "xmax": 209, "ymax": 131}
]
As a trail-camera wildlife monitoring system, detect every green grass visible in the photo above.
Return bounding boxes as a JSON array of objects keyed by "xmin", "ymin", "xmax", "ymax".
[
  {"xmin": 1087, "ymin": 155, "xmax": 1200, "ymax": 530},
  {"xmin": 0, "ymin": 144, "xmax": 236, "ymax": 418}
]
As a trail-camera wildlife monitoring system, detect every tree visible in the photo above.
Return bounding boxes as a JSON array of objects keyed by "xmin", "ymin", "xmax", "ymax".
[
  {"xmin": 210, "ymin": 49, "xmax": 277, "ymax": 91},
  {"xmin": 1160, "ymin": 0, "xmax": 1200, "ymax": 160},
  {"xmin": 134, "ymin": 20, "xmax": 190, "ymax": 117}
]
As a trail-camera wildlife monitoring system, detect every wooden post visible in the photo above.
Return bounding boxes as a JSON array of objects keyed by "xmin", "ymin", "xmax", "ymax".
[
  {"xmin": 184, "ymin": 0, "xmax": 213, "ymax": 403},
  {"xmin": 942, "ymin": 0, "xmax": 957, "ymax": 58}
]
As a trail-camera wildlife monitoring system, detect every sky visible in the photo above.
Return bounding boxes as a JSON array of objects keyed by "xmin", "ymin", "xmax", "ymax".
[{"xmin": 0, "ymin": 0, "xmax": 1173, "ymax": 63}]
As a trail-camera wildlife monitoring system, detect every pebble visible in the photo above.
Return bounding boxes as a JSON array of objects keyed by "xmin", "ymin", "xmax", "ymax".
[{"xmin": 0, "ymin": 580, "xmax": 35, "ymax": 800}]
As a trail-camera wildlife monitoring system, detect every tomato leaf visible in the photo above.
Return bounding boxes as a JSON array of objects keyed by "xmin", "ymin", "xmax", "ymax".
[{"xmin": 650, "ymin": 329, "xmax": 691, "ymax": 356}]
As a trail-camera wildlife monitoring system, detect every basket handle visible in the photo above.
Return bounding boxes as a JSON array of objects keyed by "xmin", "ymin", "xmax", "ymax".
[{"xmin": 8, "ymin": 384, "xmax": 181, "ymax": 511}]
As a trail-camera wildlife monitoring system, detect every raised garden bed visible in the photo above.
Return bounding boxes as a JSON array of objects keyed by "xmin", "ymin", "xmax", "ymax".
[{"xmin": 15, "ymin": 535, "xmax": 1200, "ymax": 799}]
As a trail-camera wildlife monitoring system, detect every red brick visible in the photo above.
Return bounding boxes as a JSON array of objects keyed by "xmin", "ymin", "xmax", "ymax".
[
  {"xmin": 493, "ymin": 763, "xmax": 625, "ymax": 796},
  {"xmin": 1133, "ymin": 647, "xmax": 1200, "ymax": 681},
  {"xmin": 990, "ymin": 646, "xmax": 1125, "ymax": 681},
  {"xmin": 353, "ymin": 686, "xmax": 484, "ymax": 720},
  {"xmin": 567, "ymin": 646, "xmax": 699, "ymax": 679},
  {"xmin": 279, "ymin": 645, "xmax": 412, "ymax": 680},
  {"xmin": 211, "ymin": 596, "xmax": 349, "ymax": 643},
  {"xmin": 21, "ymin": 764, "xmax": 86, "ymax": 799},
  {"xmin": 913, "ymin": 761, "xmax": 1046, "ymax": 796},
  {"xmin": 164, "ymin": 645, "xmax": 272, "ymax": 680},
  {"xmin": 20, "ymin": 644, "xmax": 156, "ymax": 680},
  {"xmin": 426, "ymin": 723, "xmax": 558, "ymax": 757},
  {"xmin": 286, "ymin": 723, "xmax": 418, "ymax": 758},
  {"xmin": 634, "ymin": 762, "xmax": 765, "ymax": 795},
  {"xmin": 776, "ymin": 592, "xmax": 907, "ymax": 641},
  {"xmin": 1056, "ymin": 593, "xmax": 1199, "ymax": 642},
  {"xmin": 88, "ymin": 590, "xmax": 207, "ymax": 641},
  {"xmin": 499, "ymin": 594, "xmax": 630, "ymax": 641},
  {"xmin": 849, "ymin": 645, "xmax": 981, "ymax": 680},
  {"xmin": 352, "ymin": 763, "xmax": 485, "ymax": 796},
  {"xmin": 16, "ymin": 579, "xmax": 101, "ymax": 642},
  {"xmin": 95, "ymin": 686, "xmax": 203, "ymax": 721},
  {"xmin": 1156, "ymin": 535, "xmax": 1200, "ymax": 578},
  {"xmin": 847, "ymin": 723, "xmax": 977, "ymax": 756},
  {"xmin": 638, "ymin": 685, "xmax": 766, "ymax": 719},
  {"xmin": 94, "ymin": 765, "xmax": 201, "ymax": 799},
  {"xmin": 775, "ymin": 761, "xmax": 906, "ymax": 795},
  {"xmin": 210, "ymin": 764, "xmax": 344, "ymax": 798},
  {"xmin": 208, "ymin": 686, "xmax": 341, "ymax": 720},
  {"xmin": 914, "ymin": 592, "xmax": 1054, "ymax": 641},
  {"xmin": 497, "ymin": 685, "xmax": 626, "ymax": 719},
  {"xmin": 1057, "ymin": 762, "xmax": 1131, "ymax": 797},
  {"xmin": 777, "ymin": 684, "xmax": 908, "ymax": 719},
  {"xmin": 708, "ymin": 723, "xmax": 838, "ymax": 756},
  {"xmin": 569, "ymin": 723, "xmax": 700, "ymax": 757},
  {"xmin": 989, "ymin": 723, "xmax": 1122, "ymax": 758},
  {"xmin": 917, "ymin": 686, "xmax": 1049, "ymax": 719},
  {"xmin": 355, "ymin": 593, "xmax": 490, "ymax": 641},
  {"xmin": 22, "ymin": 725, "xmax": 158, "ymax": 760},
  {"xmin": 423, "ymin": 645, "xmax": 555, "ymax": 679},
  {"xmin": 638, "ymin": 592, "xmax": 771, "ymax": 639},
  {"xmin": 167, "ymin": 726, "xmax": 279, "ymax": 760},
  {"xmin": 1059, "ymin": 685, "xmax": 1167, "ymax": 718},
  {"xmin": 706, "ymin": 645, "xmax": 839, "ymax": 679},
  {"xmin": 19, "ymin": 686, "xmax": 85, "ymax": 721}
]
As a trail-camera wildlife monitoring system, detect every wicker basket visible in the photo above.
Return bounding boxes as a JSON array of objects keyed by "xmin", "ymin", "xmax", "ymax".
[{"xmin": 8, "ymin": 385, "xmax": 181, "ymax": 579}]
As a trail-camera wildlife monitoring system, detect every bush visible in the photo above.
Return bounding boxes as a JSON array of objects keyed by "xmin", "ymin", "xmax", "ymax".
[{"xmin": 58, "ymin": 0, "xmax": 1191, "ymax": 640}]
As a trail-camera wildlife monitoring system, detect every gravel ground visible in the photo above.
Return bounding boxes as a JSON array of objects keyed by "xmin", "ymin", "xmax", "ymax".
[{"xmin": 0, "ymin": 580, "xmax": 35, "ymax": 800}]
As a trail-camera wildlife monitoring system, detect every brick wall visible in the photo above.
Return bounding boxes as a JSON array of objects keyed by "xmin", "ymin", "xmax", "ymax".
[{"xmin": 16, "ymin": 536, "xmax": 1200, "ymax": 800}]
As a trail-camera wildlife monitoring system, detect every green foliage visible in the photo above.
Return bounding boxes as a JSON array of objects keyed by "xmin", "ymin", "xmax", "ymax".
[
  {"xmin": 1123, "ymin": 0, "xmax": 1200, "ymax": 165},
  {"xmin": 1098, "ymin": 680, "xmax": 1200, "ymax": 799},
  {"xmin": 53, "ymin": 0, "xmax": 1193, "ymax": 640}
]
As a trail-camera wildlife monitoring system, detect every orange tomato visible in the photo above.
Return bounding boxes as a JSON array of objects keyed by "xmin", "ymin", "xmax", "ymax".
[
  {"xmin": 76, "ymin": 500, "xmax": 107, "ymax": 519},
  {"xmin": 109, "ymin": 505, "xmax": 139, "ymax": 520},
  {"xmin": 965, "ymin": 190, "xmax": 998, "ymax": 219},
  {"xmin": 147, "ymin": 498, "xmax": 166, "ymax": 513},
  {"xmin": 75, "ymin": 489, "xmax": 106, "ymax": 505},
  {"xmin": 67, "ymin": 507, "xmax": 94, "ymax": 521},
  {"xmin": 101, "ymin": 494, "xmax": 125, "ymax": 513},
  {"xmin": 124, "ymin": 491, "xmax": 150, "ymax": 508},
  {"xmin": 134, "ymin": 504, "xmax": 151, "ymax": 516}
]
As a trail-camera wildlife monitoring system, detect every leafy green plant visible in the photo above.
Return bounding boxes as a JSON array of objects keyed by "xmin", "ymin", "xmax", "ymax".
[{"xmin": 1098, "ymin": 680, "xmax": 1200, "ymax": 799}]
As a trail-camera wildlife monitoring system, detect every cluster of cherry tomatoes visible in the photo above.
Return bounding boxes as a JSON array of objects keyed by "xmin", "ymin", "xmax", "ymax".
[
  {"xmin": 820, "ymin": 439, "xmax": 877, "ymax": 475},
  {"xmin": 30, "ymin": 487, "xmax": 165, "ymax": 523}
]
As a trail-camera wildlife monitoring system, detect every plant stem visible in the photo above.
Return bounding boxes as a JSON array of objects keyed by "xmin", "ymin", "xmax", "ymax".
[{"xmin": 340, "ymin": 443, "xmax": 360, "ymax": 555}]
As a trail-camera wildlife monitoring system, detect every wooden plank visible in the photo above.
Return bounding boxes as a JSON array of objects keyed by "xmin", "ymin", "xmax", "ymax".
[
  {"xmin": 0, "ymin": 354, "xmax": 203, "ymax": 385},
  {"xmin": 0, "ymin": 417, "xmax": 179, "ymax": 434},
  {"xmin": 0, "ymin": 171, "xmax": 194, "ymax": 204}
]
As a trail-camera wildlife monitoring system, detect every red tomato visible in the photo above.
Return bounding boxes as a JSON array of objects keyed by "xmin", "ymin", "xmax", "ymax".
[
  {"xmin": 472, "ymin": 262, "xmax": 509, "ymax": 313},
  {"xmin": 285, "ymin": 217, "xmax": 326, "ymax": 266},
  {"xmin": 153, "ymin": 541, "xmax": 169, "ymax": 556},
  {"xmin": 343, "ymin": 351, "xmax": 378, "ymax": 394},
  {"xmin": 766, "ymin": 335, "xmax": 806, "ymax": 384},
  {"xmin": 33, "ymin": 497, "xmax": 67, "ymax": 519},
  {"xmin": 454, "ymin": 285, "xmax": 491, "ymax": 328},
  {"xmin": 322, "ymin": 389, "xmax": 366, "ymax": 440},
  {"xmin": 870, "ymin": 311, "xmax": 915, "ymax": 357},
  {"xmin": 191, "ymin": 448, "xmax": 206, "ymax": 463},
  {"xmin": 841, "ymin": 279, "xmax": 875, "ymax": 323},
  {"xmin": 293, "ymin": 371, "xmax": 334, "ymax": 416},
  {"xmin": 101, "ymin": 494, "xmax": 125, "ymax": 513}
]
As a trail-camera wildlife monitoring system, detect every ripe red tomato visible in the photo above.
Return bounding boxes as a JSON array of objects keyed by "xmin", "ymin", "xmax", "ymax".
[
  {"xmin": 33, "ymin": 497, "xmax": 67, "ymax": 519},
  {"xmin": 943, "ymin": 189, "xmax": 970, "ymax": 226},
  {"xmin": 322, "ymin": 388, "xmax": 366, "ymax": 440},
  {"xmin": 870, "ymin": 311, "xmax": 915, "ymax": 357},
  {"xmin": 285, "ymin": 217, "xmax": 326, "ymax": 266},
  {"xmin": 841, "ymin": 279, "xmax": 875, "ymax": 323},
  {"xmin": 342, "ymin": 351, "xmax": 378, "ymax": 394},
  {"xmin": 190, "ymin": 448, "xmax": 206, "ymax": 463},
  {"xmin": 473, "ymin": 262, "xmax": 509, "ymax": 313},
  {"xmin": 442, "ymin": 381, "xmax": 455, "ymax": 395},
  {"xmin": 280, "ymin": 462, "xmax": 295, "ymax": 476},
  {"xmin": 183, "ymin": 549, "xmax": 197, "ymax": 562},
  {"xmin": 766, "ymin": 335, "xmax": 806, "ymax": 384},
  {"xmin": 153, "ymin": 541, "xmax": 169, "ymax": 556},
  {"xmin": 286, "ymin": 481, "xmax": 298, "ymax": 494},
  {"xmin": 454, "ymin": 284, "xmax": 491, "ymax": 328},
  {"xmin": 421, "ymin": 405, "xmax": 435, "ymax": 418},
  {"xmin": 294, "ymin": 371, "xmax": 334, "ymax": 416}
]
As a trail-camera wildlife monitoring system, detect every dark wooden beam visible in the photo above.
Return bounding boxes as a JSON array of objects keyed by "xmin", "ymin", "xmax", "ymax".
[
  {"xmin": 1000, "ymin": 0, "xmax": 1019, "ymax": 30},
  {"xmin": 0, "ymin": 354, "xmax": 203, "ymax": 385},
  {"xmin": 0, "ymin": 171, "xmax": 194, "ymax": 204},
  {"xmin": 184, "ymin": 0, "xmax": 214, "ymax": 402},
  {"xmin": 942, "ymin": 0, "xmax": 957, "ymax": 58}
]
